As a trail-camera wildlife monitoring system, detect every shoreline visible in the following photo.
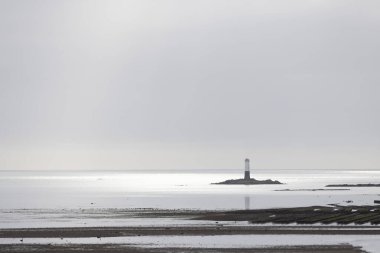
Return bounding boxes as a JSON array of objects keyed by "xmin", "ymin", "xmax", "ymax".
[
  {"xmin": 1, "ymin": 225, "xmax": 380, "ymax": 238},
  {"xmin": 0, "ymin": 244, "xmax": 367, "ymax": 253},
  {"xmin": 1, "ymin": 207, "xmax": 379, "ymax": 253}
]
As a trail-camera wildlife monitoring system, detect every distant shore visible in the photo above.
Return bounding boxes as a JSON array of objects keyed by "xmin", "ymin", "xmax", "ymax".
[{"xmin": 326, "ymin": 184, "xmax": 380, "ymax": 187}]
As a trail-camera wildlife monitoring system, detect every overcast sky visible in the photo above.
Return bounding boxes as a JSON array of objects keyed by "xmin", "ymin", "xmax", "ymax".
[{"xmin": 0, "ymin": 0, "xmax": 379, "ymax": 170}]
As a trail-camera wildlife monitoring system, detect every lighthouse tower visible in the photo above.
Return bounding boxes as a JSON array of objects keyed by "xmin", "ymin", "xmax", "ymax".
[{"xmin": 244, "ymin": 158, "xmax": 250, "ymax": 180}]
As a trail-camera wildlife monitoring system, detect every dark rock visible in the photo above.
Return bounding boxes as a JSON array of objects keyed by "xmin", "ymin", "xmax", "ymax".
[
  {"xmin": 212, "ymin": 178, "xmax": 282, "ymax": 185},
  {"xmin": 326, "ymin": 184, "xmax": 380, "ymax": 187}
]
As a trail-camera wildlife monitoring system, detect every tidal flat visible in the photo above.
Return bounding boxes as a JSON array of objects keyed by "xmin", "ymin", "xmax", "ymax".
[
  {"xmin": 1, "ymin": 207, "xmax": 380, "ymax": 253},
  {"xmin": 0, "ymin": 244, "xmax": 367, "ymax": 253},
  {"xmin": 1, "ymin": 170, "xmax": 380, "ymax": 252}
]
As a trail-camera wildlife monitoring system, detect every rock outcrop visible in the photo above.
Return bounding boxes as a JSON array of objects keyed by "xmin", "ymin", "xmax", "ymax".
[{"xmin": 213, "ymin": 178, "xmax": 282, "ymax": 185}]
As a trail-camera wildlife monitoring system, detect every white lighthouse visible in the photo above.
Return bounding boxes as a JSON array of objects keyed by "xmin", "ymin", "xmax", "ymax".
[{"xmin": 244, "ymin": 158, "xmax": 250, "ymax": 180}]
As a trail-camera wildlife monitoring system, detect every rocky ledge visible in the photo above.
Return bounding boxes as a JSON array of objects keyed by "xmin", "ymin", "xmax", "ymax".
[
  {"xmin": 213, "ymin": 178, "xmax": 282, "ymax": 185},
  {"xmin": 326, "ymin": 184, "xmax": 380, "ymax": 187}
]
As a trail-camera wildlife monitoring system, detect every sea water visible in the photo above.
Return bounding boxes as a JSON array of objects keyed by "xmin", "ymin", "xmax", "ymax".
[
  {"xmin": 0, "ymin": 169, "xmax": 379, "ymax": 228},
  {"xmin": 0, "ymin": 169, "xmax": 379, "ymax": 210}
]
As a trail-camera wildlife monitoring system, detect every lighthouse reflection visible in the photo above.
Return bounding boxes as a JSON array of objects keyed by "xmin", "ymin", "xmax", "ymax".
[{"xmin": 244, "ymin": 196, "xmax": 250, "ymax": 210}]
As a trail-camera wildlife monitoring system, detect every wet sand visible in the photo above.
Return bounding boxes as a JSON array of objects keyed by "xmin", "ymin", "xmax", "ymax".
[
  {"xmin": 1, "ymin": 206, "xmax": 379, "ymax": 253},
  {"xmin": 195, "ymin": 205, "xmax": 380, "ymax": 225},
  {"xmin": 0, "ymin": 244, "xmax": 367, "ymax": 253},
  {"xmin": 1, "ymin": 225, "xmax": 380, "ymax": 238}
]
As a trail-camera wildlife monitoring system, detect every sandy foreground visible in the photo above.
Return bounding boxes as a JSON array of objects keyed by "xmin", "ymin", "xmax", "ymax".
[
  {"xmin": 1, "ymin": 225, "xmax": 380, "ymax": 237},
  {"xmin": 0, "ymin": 226, "xmax": 373, "ymax": 253},
  {"xmin": 0, "ymin": 244, "xmax": 367, "ymax": 253},
  {"xmin": 1, "ymin": 206, "xmax": 379, "ymax": 253}
]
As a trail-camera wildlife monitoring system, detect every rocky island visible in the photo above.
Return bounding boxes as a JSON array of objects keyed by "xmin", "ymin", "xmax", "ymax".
[
  {"xmin": 213, "ymin": 158, "xmax": 283, "ymax": 185},
  {"xmin": 214, "ymin": 178, "xmax": 282, "ymax": 185}
]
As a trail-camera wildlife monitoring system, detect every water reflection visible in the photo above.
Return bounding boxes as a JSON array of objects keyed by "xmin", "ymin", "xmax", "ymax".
[{"xmin": 245, "ymin": 196, "xmax": 250, "ymax": 210}]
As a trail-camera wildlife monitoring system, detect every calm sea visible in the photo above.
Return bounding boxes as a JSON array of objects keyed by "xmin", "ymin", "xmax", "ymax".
[
  {"xmin": 0, "ymin": 169, "xmax": 379, "ymax": 228},
  {"xmin": 0, "ymin": 169, "xmax": 379, "ymax": 210}
]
